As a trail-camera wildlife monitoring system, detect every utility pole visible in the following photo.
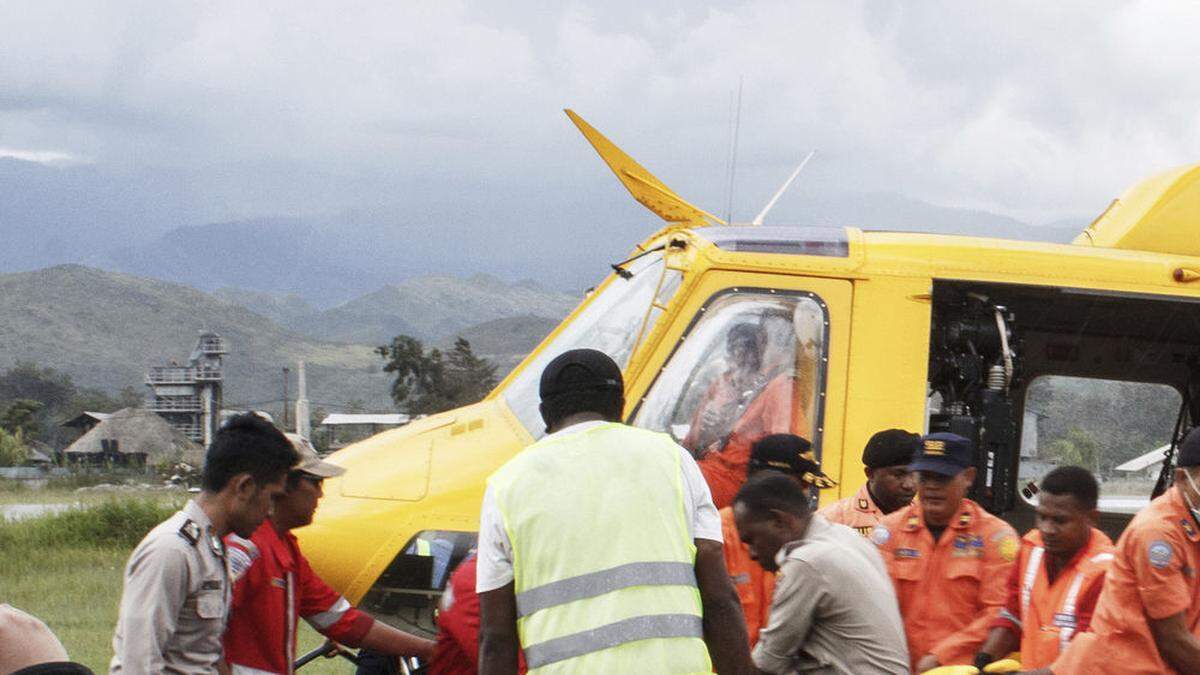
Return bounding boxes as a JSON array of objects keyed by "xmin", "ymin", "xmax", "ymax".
[{"xmin": 282, "ymin": 366, "xmax": 290, "ymax": 430}]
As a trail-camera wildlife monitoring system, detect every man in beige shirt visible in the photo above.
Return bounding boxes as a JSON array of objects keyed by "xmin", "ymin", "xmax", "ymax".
[
  {"xmin": 734, "ymin": 472, "xmax": 909, "ymax": 674},
  {"xmin": 110, "ymin": 414, "xmax": 298, "ymax": 674}
]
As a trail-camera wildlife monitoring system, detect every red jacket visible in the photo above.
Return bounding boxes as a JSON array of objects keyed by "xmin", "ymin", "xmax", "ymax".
[
  {"xmin": 430, "ymin": 556, "xmax": 526, "ymax": 675},
  {"xmin": 224, "ymin": 520, "xmax": 373, "ymax": 674},
  {"xmin": 430, "ymin": 556, "xmax": 480, "ymax": 675}
]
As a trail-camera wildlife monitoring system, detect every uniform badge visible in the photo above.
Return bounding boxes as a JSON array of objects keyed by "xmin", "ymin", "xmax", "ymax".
[
  {"xmin": 998, "ymin": 536, "xmax": 1018, "ymax": 562},
  {"xmin": 209, "ymin": 533, "xmax": 225, "ymax": 558},
  {"xmin": 871, "ymin": 525, "xmax": 892, "ymax": 545},
  {"xmin": 957, "ymin": 512, "xmax": 971, "ymax": 528},
  {"xmin": 200, "ymin": 579, "xmax": 222, "ymax": 591},
  {"xmin": 905, "ymin": 515, "xmax": 920, "ymax": 530},
  {"xmin": 857, "ymin": 498, "xmax": 869, "ymax": 511},
  {"xmin": 1182, "ymin": 518, "xmax": 1198, "ymax": 540},
  {"xmin": 1148, "ymin": 540, "xmax": 1173, "ymax": 569},
  {"xmin": 178, "ymin": 519, "xmax": 201, "ymax": 545},
  {"xmin": 895, "ymin": 548, "xmax": 921, "ymax": 559},
  {"xmin": 730, "ymin": 573, "xmax": 750, "ymax": 585}
]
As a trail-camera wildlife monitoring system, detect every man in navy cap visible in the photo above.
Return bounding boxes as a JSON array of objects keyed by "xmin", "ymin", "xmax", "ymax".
[
  {"xmin": 476, "ymin": 349, "xmax": 753, "ymax": 675},
  {"xmin": 871, "ymin": 432, "xmax": 1019, "ymax": 672}
]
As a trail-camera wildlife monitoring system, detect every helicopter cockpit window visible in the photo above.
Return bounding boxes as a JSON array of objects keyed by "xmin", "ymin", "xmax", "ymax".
[
  {"xmin": 502, "ymin": 252, "xmax": 683, "ymax": 438},
  {"xmin": 633, "ymin": 291, "xmax": 828, "ymax": 457}
]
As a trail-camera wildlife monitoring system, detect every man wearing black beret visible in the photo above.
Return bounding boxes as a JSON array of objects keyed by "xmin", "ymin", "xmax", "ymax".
[{"xmin": 818, "ymin": 429, "xmax": 920, "ymax": 536}]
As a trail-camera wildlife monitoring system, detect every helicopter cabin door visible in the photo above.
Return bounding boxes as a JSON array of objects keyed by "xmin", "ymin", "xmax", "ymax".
[{"xmin": 628, "ymin": 272, "xmax": 852, "ymax": 503}]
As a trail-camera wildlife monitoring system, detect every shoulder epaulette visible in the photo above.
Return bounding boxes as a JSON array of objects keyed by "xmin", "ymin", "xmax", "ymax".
[{"xmin": 178, "ymin": 519, "xmax": 201, "ymax": 546}]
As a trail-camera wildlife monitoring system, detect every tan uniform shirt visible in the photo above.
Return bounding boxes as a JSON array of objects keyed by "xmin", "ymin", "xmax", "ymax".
[
  {"xmin": 110, "ymin": 499, "xmax": 231, "ymax": 674},
  {"xmin": 752, "ymin": 515, "xmax": 909, "ymax": 674}
]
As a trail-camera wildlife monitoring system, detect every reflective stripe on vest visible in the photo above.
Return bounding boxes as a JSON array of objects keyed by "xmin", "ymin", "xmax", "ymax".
[
  {"xmin": 1021, "ymin": 545, "xmax": 1044, "ymax": 620},
  {"xmin": 489, "ymin": 423, "xmax": 709, "ymax": 673},
  {"xmin": 523, "ymin": 614, "xmax": 704, "ymax": 669},
  {"xmin": 1055, "ymin": 572, "xmax": 1087, "ymax": 650},
  {"xmin": 516, "ymin": 561, "xmax": 697, "ymax": 618}
]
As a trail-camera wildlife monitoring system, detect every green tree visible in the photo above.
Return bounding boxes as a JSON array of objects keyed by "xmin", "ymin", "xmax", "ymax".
[
  {"xmin": 1044, "ymin": 427, "xmax": 1100, "ymax": 472},
  {"xmin": 1, "ymin": 399, "xmax": 44, "ymax": 438},
  {"xmin": 0, "ymin": 427, "xmax": 28, "ymax": 467},
  {"xmin": 377, "ymin": 335, "xmax": 497, "ymax": 414}
]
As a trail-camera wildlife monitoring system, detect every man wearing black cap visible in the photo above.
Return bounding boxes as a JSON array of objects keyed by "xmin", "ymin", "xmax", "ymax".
[
  {"xmin": 871, "ymin": 432, "xmax": 1018, "ymax": 673},
  {"xmin": 819, "ymin": 429, "xmax": 920, "ymax": 536},
  {"xmin": 719, "ymin": 434, "xmax": 836, "ymax": 646},
  {"xmin": 1049, "ymin": 427, "xmax": 1200, "ymax": 675},
  {"xmin": 476, "ymin": 349, "xmax": 753, "ymax": 675}
]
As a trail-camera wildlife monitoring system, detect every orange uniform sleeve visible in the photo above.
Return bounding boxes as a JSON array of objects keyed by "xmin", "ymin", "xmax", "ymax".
[
  {"xmin": 1127, "ymin": 527, "xmax": 1190, "ymax": 620},
  {"xmin": 929, "ymin": 524, "xmax": 1019, "ymax": 665},
  {"xmin": 988, "ymin": 548, "xmax": 1024, "ymax": 636}
]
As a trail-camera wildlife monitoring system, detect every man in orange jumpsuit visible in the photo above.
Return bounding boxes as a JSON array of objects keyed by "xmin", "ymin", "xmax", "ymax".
[
  {"xmin": 819, "ymin": 429, "xmax": 920, "ymax": 535},
  {"xmin": 683, "ymin": 323, "xmax": 770, "ymax": 454},
  {"xmin": 1045, "ymin": 430, "xmax": 1200, "ymax": 675},
  {"xmin": 720, "ymin": 433, "xmax": 835, "ymax": 646},
  {"xmin": 698, "ymin": 373, "xmax": 811, "ymax": 509},
  {"xmin": 973, "ymin": 465, "xmax": 1113, "ymax": 671},
  {"xmin": 872, "ymin": 433, "xmax": 1019, "ymax": 673}
]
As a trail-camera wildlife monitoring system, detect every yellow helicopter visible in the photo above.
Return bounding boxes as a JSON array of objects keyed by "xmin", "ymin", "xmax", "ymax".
[{"xmin": 297, "ymin": 109, "xmax": 1200, "ymax": 637}]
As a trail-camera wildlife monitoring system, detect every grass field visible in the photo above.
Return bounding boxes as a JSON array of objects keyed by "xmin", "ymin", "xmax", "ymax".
[{"xmin": 0, "ymin": 495, "xmax": 354, "ymax": 673}]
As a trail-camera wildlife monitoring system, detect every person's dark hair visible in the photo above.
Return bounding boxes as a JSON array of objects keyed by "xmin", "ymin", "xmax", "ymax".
[
  {"xmin": 540, "ymin": 387, "xmax": 624, "ymax": 428},
  {"xmin": 1040, "ymin": 465, "xmax": 1099, "ymax": 511},
  {"xmin": 733, "ymin": 472, "xmax": 812, "ymax": 520},
  {"xmin": 201, "ymin": 413, "xmax": 299, "ymax": 492}
]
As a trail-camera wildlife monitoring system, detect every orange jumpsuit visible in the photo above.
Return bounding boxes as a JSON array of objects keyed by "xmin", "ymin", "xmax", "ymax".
[
  {"xmin": 872, "ymin": 498, "xmax": 1018, "ymax": 670},
  {"xmin": 990, "ymin": 528, "xmax": 1113, "ymax": 669},
  {"xmin": 1051, "ymin": 487, "xmax": 1200, "ymax": 675},
  {"xmin": 698, "ymin": 373, "xmax": 810, "ymax": 509},
  {"xmin": 817, "ymin": 483, "xmax": 884, "ymax": 537},
  {"xmin": 719, "ymin": 507, "xmax": 775, "ymax": 646}
]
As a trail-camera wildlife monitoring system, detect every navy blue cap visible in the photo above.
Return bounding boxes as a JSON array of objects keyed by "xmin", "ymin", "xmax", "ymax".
[
  {"xmin": 909, "ymin": 432, "xmax": 974, "ymax": 476},
  {"xmin": 1179, "ymin": 427, "xmax": 1200, "ymax": 467}
]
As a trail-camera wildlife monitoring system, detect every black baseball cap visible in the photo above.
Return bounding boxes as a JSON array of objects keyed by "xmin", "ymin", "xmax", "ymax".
[
  {"xmin": 539, "ymin": 349, "xmax": 623, "ymax": 401},
  {"xmin": 862, "ymin": 429, "xmax": 921, "ymax": 469},
  {"xmin": 909, "ymin": 432, "xmax": 975, "ymax": 477},
  {"xmin": 1178, "ymin": 427, "xmax": 1200, "ymax": 467},
  {"xmin": 749, "ymin": 434, "xmax": 836, "ymax": 489}
]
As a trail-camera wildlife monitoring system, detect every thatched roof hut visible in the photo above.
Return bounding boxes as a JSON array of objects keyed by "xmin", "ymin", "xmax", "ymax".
[{"xmin": 64, "ymin": 408, "xmax": 202, "ymax": 467}]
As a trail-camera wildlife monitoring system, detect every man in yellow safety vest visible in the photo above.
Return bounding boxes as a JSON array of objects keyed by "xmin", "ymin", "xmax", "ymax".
[{"xmin": 476, "ymin": 348, "xmax": 753, "ymax": 674}]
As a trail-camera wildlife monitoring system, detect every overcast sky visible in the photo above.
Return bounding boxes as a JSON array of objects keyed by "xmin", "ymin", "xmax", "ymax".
[{"xmin": 3, "ymin": 1, "xmax": 1200, "ymax": 288}]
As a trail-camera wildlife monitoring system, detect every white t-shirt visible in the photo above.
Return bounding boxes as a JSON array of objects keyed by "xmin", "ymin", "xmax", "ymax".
[{"xmin": 475, "ymin": 420, "xmax": 723, "ymax": 593}]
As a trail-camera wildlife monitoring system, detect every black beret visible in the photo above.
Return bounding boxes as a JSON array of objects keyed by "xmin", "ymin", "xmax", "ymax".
[{"xmin": 862, "ymin": 429, "xmax": 922, "ymax": 469}]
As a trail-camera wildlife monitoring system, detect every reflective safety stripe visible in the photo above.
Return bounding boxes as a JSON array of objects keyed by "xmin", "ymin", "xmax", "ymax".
[
  {"xmin": 1057, "ymin": 572, "xmax": 1087, "ymax": 650},
  {"xmin": 523, "ymin": 613, "xmax": 704, "ymax": 669},
  {"xmin": 516, "ymin": 561, "xmax": 697, "ymax": 618},
  {"xmin": 306, "ymin": 597, "xmax": 351, "ymax": 630},
  {"xmin": 231, "ymin": 665, "xmax": 278, "ymax": 675},
  {"xmin": 1021, "ymin": 546, "xmax": 1044, "ymax": 620}
]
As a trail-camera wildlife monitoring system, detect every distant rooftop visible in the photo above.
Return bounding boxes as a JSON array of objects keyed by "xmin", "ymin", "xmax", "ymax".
[
  {"xmin": 1114, "ymin": 445, "xmax": 1169, "ymax": 472},
  {"xmin": 321, "ymin": 413, "xmax": 409, "ymax": 426}
]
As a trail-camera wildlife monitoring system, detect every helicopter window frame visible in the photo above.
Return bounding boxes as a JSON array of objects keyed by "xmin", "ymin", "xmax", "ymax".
[{"xmin": 629, "ymin": 286, "xmax": 831, "ymax": 463}]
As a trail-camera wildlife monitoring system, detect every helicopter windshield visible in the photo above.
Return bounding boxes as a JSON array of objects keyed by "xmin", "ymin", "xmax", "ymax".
[{"xmin": 502, "ymin": 252, "xmax": 682, "ymax": 438}]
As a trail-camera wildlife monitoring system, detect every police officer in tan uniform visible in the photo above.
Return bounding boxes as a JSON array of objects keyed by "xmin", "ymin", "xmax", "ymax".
[{"xmin": 110, "ymin": 414, "xmax": 298, "ymax": 674}]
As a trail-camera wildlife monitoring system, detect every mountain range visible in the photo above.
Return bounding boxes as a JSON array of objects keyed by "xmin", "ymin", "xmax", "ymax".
[{"xmin": 0, "ymin": 265, "xmax": 569, "ymax": 412}]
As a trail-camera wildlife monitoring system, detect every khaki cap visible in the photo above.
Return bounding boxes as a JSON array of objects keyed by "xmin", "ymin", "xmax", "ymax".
[{"xmin": 284, "ymin": 432, "xmax": 346, "ymax": 478}]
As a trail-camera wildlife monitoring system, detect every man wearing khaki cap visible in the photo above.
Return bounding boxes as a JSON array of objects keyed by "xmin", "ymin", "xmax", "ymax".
[{"xmin": 222, "ymin": 434, "xmax": 433, "ymax": 674}]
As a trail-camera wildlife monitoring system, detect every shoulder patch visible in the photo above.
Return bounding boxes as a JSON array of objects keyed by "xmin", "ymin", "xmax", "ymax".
[
  {"xmin": 177, "ymin": 519, "xmax": 201, "ymax": 546},
  {"xmin": 870, "ymin": 524, "xmax": 891, "ymax": 546},
  {"xmin": 997, "ymin": 535, "xmax": 1019, "ymax": 563},
  {"xmin": 1148, "ymin": 540, "xmax": 1173, "ymax": 569},
  {"xmin": 857, "ymin": 498, "xmax": 869, "ymax": 511},
  {"xmin": 228, "ymin": 547, "xmax": 256, "ymax": 582}
]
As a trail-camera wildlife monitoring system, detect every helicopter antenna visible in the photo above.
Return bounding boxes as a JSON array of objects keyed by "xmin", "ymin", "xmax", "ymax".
[
  {"xmin": 752, "ymin": 150, "xmax": 816, "ymax": 226},
  {"xmin": 724, "ymin": 78, "xmax": 743, "ymax": 225}
]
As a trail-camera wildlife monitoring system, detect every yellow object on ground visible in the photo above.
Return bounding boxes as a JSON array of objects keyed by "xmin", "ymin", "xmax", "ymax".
[{"xmin": 983, "ymin": 658, "xmax": 1022, "ymax": 672}]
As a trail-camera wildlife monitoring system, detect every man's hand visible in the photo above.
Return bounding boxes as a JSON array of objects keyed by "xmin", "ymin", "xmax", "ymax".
[
  {"xmin": 916, "ymin": 653, "xmax": 942, "ymax": 672},
  {"xmin": 0, "ymin": 604, "xmax": 70, "ymax": 672},
  {"xmin": 1148, "ymin": 611, "xmax": 1200, "ymax": 675}
]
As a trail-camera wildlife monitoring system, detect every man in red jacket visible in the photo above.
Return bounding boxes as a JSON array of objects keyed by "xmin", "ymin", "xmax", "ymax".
[{"xmin": 223, "ymin": 435, "xmax": 433, "ymax": 674}]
